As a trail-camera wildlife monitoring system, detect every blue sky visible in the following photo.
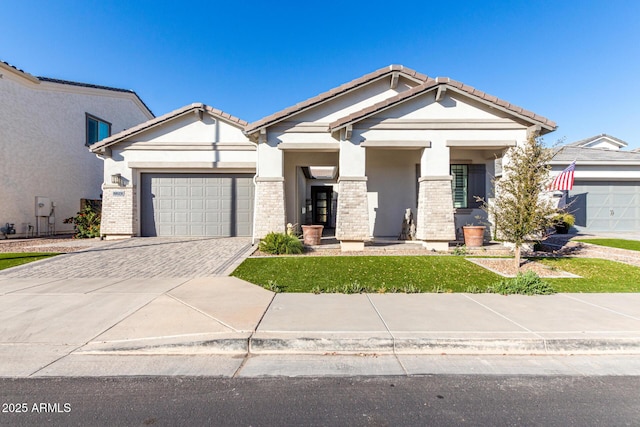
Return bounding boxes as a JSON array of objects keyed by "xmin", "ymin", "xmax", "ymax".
[{"xmin": 3, "ymin": 1, "xmax": 639, "ymax": 147}]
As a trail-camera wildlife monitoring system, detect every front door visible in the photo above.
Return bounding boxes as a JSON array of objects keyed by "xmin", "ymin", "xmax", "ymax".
[{"xmin": 311, "ymin": 186, "xmax": 332, "ymax": 227}]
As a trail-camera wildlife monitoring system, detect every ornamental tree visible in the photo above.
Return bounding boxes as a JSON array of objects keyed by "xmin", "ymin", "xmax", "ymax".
[{"xmin": 481, "ymin": 133, "xmax": 556, "ymax": 269}]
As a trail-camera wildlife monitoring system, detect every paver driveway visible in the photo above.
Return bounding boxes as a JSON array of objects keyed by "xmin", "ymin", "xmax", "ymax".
[{"xmin": 0, "ymin": 237, "xmax": 253, "ymax": 278}]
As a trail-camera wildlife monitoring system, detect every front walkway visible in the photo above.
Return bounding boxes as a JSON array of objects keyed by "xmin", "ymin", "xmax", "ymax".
[{"xmin": 0, "ymin": 237, "xmax": 253, "ymax": 278}]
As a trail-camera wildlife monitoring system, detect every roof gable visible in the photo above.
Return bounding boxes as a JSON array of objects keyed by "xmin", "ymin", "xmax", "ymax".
[
  {"xmin": 245, "ymin": 65, "xmax": 429, "ymax": 134},
  {"xmin": 329, "ymin": 77, "xmax": 556, "ymax": 133},
  {"xmin": 90, "ymin": 103, "xmax": 248, "ymax": 153},
  {"xmin": 566, "ymin": 134, "xmax": 628, "ymax": 150},
  {"xmin": 552, "ymin": 145, "xmax": 640, "ymax": 163}
]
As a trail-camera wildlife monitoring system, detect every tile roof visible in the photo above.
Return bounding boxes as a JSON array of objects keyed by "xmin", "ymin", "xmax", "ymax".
[
  {"xmin": 38, "ymin": 77, "xmax": 154, "ymax": 117},
  {"xmin": 90, "ymin": 103, "xmax": 248, "ymax": 152},
  {"xmin": 565, "ymin": 133, "xmax": 628, "ymax": 148},
  {"xmin": 1, "ymin": 59, "xmax": 154, "ymax": 117},
  {"xmin": 0, "ymin": 59, "xmax": 37, "ymax": 80},
  {"xmin": 329, "ymin": 77, "xmax": 557, "ymax": 132},
  {"xmin": 244, "ymin": 65, "xmax": 429, "ymax": 134},
  {"xmin": 552, "ymin": 145, "xmax": 640, "ymax": 163}
]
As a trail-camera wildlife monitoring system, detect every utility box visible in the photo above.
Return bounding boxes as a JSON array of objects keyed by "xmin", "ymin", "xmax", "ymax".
[{"xmin": 35, "ymin": 197, "xmax": 51, "ymax": 217}]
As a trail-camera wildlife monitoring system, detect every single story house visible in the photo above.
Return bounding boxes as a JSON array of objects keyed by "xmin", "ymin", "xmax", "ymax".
[
  {"xmin": 91, "ymin": 65, "xmax": 556, "ymax": 250},
  {"xmin": 551, "ymin": 134, "xmax": 640, "ymax": 233},
  {"xmin": 0, "ymin": 60, "xmax": 153, "ymax": 237}
]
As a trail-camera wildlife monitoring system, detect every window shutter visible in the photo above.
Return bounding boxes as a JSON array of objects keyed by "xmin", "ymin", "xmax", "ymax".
[{"xmin": 467, "ymin": 164, "xmax": 486, "ymax": 209}]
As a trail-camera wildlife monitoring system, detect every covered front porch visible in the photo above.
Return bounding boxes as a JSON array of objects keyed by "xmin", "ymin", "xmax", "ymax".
[{"xmin": 254, "ymin": 139, "xmax": 508, "ymax": 251}]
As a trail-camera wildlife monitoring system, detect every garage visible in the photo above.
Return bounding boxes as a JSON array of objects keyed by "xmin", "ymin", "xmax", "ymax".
[
  {"xmin": 140, "ymin": 173, "xmax": 254, "ymax": 237},
  {"xmin": 567, "ymin": 181, "xmax": 640, "ymax": 232}
]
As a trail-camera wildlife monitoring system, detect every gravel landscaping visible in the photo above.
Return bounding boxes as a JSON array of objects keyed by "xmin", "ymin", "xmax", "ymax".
[
  {"xmin": 0, "ymin": 236, "xmax": 101, "ymax": 253},
  {"xmin": 467, "ymin": 258, "xmax": 579, "ymax": 278}
]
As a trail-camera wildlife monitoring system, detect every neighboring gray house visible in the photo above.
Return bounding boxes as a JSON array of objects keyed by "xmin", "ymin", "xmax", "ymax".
[
  {"xmin": 92, "ymin": 65, "xmax": 556, "ymax": 250},
  {"xmin": 0, "ymin": 60, "xmax": 154, "ymax": 237},
  {"xmin": 551, "ymin": 134, "xmax": 640, "ymax": 232}
]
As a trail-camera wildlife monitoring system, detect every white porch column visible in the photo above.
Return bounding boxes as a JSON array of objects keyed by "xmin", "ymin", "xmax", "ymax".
[
  {"xmin": 336, "ymin": 134, "xmax": 369, "ymax": 251},
  {"xmin": 416, "ymin": 144, "xmax": 455, "ymax": 250},
  {"xmin": 254, "ymin": 139, "xmax": 285, "ymax": 238}
]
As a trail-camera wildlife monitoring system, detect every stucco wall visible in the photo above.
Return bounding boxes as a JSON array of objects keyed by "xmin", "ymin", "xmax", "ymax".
[
  {"xmin": 291, "ymin": 77, "xmax": 419, "ymax": 123},
  {"xmin": 103, "ymin": 114, "xmax": 256, "ymax": 183},
  {"xmin": 0, "ymin": 71, "xmax": 152, "ymax": 237},
  {"xmin": 366, "ymin": 149, "xmax": 420, "ymax": 236}
]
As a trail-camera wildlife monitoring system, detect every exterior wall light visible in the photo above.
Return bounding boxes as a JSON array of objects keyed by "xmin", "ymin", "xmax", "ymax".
[{"xmin": 111, "ymin": 173, "xmax": 124, "ymax": 186}]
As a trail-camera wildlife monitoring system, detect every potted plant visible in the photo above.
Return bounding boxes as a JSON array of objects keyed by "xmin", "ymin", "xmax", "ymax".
[
  {"xmin": 301, "ymin": 224, "xmax": 324, "ymax": 246},
  {"xmin": 552, "ymin": 212, "xmax": 575, "ymax": 234},
  {"xmin": 462, "ymin": 224, "xmax": 486, "ymax": 247}
]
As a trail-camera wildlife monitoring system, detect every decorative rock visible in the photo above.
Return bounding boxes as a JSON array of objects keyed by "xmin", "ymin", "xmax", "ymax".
[{"xmin": 399, "ymin": 208, "xmax": 416, "ymax": 240}]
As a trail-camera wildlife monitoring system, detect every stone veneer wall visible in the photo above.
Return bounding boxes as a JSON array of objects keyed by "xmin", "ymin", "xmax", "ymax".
[
  {"xmin": 254, "ymin": 177, "xmax": 285, "ymax": 238},
  {"xmin": 416, "ymin": 176, "xmax": 455, "ymax": 241},
  {"xmin": 100, "ymin": 185, "xmax": 136, "ymax": 237},
  {"xmin": 335, "ymin": 177, "xmax": 370, "ymax": 241}
]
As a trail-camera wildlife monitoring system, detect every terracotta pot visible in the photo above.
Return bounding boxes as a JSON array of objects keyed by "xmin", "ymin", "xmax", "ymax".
[
  {"xmin": 301, "ymin": 225, "xmax": 324, "ymax": 245},
  {"xmin": 462, "ymin": 226, "xmax": 485, "ymax": 247}
]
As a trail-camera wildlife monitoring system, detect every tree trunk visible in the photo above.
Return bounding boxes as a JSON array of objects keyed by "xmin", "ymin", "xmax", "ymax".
[{"xmin": 514, "ymin": 245, "xmax": 521, "ymax": 270}]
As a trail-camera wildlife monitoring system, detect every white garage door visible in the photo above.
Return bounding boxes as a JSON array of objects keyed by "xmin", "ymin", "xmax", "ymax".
[
  {"xmin": 140, "ymin": 173, "xmax": 254, "ymax": 237},
  {"xmin": 568, "ymin": 181, "xmax": 640, "ymax": 232}
]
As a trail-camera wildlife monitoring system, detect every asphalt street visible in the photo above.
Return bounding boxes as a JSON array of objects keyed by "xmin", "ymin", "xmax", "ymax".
[{"xmin": 2, "ymin": 376, "xmax": 639, "ymax": 426}]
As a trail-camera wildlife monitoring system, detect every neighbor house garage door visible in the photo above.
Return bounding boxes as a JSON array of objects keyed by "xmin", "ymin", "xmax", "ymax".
[
  {"xmin": 140, "ymin": 173, "xmax": 254, "ymax": 237},
  {"xmin": 568, "ymin": 181, "xmax": 640, "ymax": 232}
]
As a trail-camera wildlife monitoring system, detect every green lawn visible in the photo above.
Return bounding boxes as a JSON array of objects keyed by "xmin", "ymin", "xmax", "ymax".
[
  {"xmin": 0, "ymin": 253, "xmax": 58, "ymax": 271},
  {"xmin": 539, "ymin": 258, "xmax": 640, "ymax": 292},
  {"xmin": 231, "ymin": 255, "xmax": 640, "ymax": 293},
  {"xmin": 574, "ymin": 238, "xmax": 640, "ymax": 252}
]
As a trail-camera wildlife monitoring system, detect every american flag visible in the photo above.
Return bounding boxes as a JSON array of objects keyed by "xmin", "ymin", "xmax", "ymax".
[{"xmin": 549, "ymin": 160, "xmax": 576, "ymax": 191}]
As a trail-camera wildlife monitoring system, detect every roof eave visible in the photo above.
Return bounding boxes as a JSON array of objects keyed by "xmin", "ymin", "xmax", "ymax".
[
  {"xmin": 549, "ymin": 160, "xmax": 640, "ymax": 166},
  {"xmin": 0, "ymin": 60, "xmax": 40, "ymax": 84}
]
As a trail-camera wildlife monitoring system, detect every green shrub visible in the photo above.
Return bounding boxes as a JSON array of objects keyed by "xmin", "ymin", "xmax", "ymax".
[
  {"xmin": 488, "ymin": 271, "xmax": 555, "ymax": 295},
  {"xmin": 402, "ymin": 284, "xmax": 421, "ymax": 293},
  {"xmin": 263, "ymin": 280, "xmax": 282, "ymax": 293},
  {"xmin": 552, "ymin": 212, "xmax": 575, "ymax": 228},
  {"xmin": 259, "ymin": 232, "xmax": 303, "ymax": 255},
  {"xmin": 453, "ymin": 245, "xmax": 468, "ymax": 256},
  {"xmin": 465, "ymin": 285, "xmax": 483, "ymax": 294},
  {"xmin": 63, "ymin": 205, "xmax": 101, "ymax": 238}
]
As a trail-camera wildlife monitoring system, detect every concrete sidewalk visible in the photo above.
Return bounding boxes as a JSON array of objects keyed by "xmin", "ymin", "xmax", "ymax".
[
  {"xmin": 1, "ymin": 272, "xmax": 640, "ymax": 377},
  {"xmin": 253, "ymin": 292, "xmax": 640, "ymax": 355}
]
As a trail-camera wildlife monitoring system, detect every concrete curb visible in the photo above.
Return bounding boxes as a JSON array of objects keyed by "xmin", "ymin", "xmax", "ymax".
[
  {"xmin": 249, "ymin": 336, "xmax": 640, "ymax": 356},
  {"xmin": 76, "ymin": 334, "xmax": 640, "ymax": 356},
  {"xmin": 77, "ymin": 333, "xmax": 251, "ymax": 355},
  {"xmin": 250, "ymin": 333, "xmax": 395, "ymax": 354}
]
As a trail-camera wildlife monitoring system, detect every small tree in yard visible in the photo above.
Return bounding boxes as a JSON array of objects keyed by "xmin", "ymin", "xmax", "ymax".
[{"xmin": 481, "ymin": 133, "xmax": 556, "ymax": 269}]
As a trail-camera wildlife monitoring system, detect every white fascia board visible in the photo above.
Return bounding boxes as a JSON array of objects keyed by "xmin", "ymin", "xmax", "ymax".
[{"xmin": 444, "ymin": 86, "xmax": 555, "ymax": 132}]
